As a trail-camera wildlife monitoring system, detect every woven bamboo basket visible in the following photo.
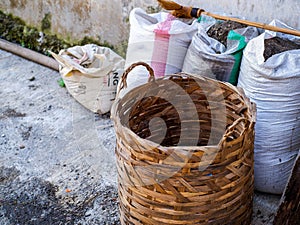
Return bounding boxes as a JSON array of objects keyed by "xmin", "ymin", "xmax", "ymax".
[{"xmin": 111, "ymin": 62, "xmax": 256, "ymax": 225}]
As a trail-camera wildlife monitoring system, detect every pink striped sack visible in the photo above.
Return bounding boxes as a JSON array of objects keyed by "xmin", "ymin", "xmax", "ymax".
[{"xmin": 120, "ymin": 8, "xmax": 198, "ymax": 96}]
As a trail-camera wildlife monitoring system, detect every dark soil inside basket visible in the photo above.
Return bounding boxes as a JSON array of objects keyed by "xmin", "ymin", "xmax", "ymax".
[
  {"xmin": 263, "ymin": 37, "xmax": 300, "ymax": 61},
  {"xmin": 207, "ymin": 20, "xmax": 247, "ymax": 47}
]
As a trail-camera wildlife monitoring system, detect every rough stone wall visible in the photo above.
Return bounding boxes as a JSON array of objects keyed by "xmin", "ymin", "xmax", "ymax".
[{"xmin": 0, "ymin": 0, "xmax": 299, "ymax": 47}]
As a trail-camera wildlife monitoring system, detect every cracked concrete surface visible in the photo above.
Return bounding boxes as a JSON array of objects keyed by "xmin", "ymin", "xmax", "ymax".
[
  {"xmin": 0, "ymin": 49, "xmax": 281, "ymax": 224},
  {"xmin": 0, "ymin": 49, "xmax": 119, "ymax": 225}
]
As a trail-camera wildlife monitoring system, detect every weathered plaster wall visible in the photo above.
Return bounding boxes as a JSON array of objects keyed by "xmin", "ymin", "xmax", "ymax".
[
  {"xmin": 179, "ymin": 0, "xmax": 300, "ymax": 29},
  {"xmin": 0, "ymin": 0, "xmax": 159, "ymax": 45},
  {"xmin": 0, "ymin": 0, "xmax": 299, "ymax": 46}
]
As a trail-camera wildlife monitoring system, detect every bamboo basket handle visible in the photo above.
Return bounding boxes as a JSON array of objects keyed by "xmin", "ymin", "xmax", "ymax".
[{"xmin": 118, "ymin": 62, "xmax": 155, "ymax": 92}]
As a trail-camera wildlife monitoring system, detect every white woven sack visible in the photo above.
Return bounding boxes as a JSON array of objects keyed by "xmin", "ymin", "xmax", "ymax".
[
  {"xmin": 237, "ymin": 20, "xmax": 300, "ymax": 194},
  {"xmin": 182, "ymin": 14, "xmax": 258, "ymax": 84},
  {"xmin": 51, "ymin": 44, "xmax": 125, "ymax": 114},
  {"xmin": 120, "ymin": 8, "xmax": 198, "ymax": 96}
]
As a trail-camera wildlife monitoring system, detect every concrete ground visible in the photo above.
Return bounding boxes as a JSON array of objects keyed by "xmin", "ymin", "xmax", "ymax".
[{"xmin": 0, "ymin": 49, "xmax": 281, "ymax": 224}]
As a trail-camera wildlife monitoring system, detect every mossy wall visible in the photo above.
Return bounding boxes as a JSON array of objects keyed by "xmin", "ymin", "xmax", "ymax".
[{"xmin": 0, "ymin": 0, "xmax": 161, "ymax": 57}]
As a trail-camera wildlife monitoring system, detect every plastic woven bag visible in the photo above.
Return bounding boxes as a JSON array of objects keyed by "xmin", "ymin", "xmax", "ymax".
[
  {"xmin": 51, "ymin": 44, "xmax": 125, "ymax": 114},
  {"xmin": 182, "ymin": 14, "xmax": 258, "ymax": 85},
  {"xmin": 121, "ymin": 8, "xmax": 198, "ymax": 96},
  {"xmin": 237, "ymin": 20, "xmax": 300, "ymax": 194}
]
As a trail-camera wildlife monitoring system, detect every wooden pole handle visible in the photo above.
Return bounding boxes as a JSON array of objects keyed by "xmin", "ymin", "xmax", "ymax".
[
  {"xmin": 202, "ymin": 11, "xmax": 300, "ymax": 37},
  {"xmin": 157, "ymin": 0, "xmax": 300, "ymax": 37}
]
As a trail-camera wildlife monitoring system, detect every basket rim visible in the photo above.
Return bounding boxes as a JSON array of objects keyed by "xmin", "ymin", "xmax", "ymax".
[
  {"xmin": 111, "ymin": 71, "xmax": 256, "ymax": 150},
  {"xmin": 116, "ymin": 72, "xmax": 255, "ymax": 119},
  {"xmin": 112, "ymin": 108, "xmax": 255, "ymax": 152}
]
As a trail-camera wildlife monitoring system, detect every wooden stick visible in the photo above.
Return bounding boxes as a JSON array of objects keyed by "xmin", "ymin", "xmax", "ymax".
[
  {"xmin": 0, "ymin": 38, "xmax": 59, "ymax": 71},
  {"xmin": 203, "ymin": 11, "xmax": 300, "ymax": 37},
  {"xmin": 157, "ymin": 0, "xmax": 300, "ymax": 37}
]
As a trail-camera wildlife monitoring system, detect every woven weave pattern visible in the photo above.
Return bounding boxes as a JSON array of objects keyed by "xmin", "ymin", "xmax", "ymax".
[{"xmin": 112, "ymin": 62, "xmax": 256, "ymax": 225}]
